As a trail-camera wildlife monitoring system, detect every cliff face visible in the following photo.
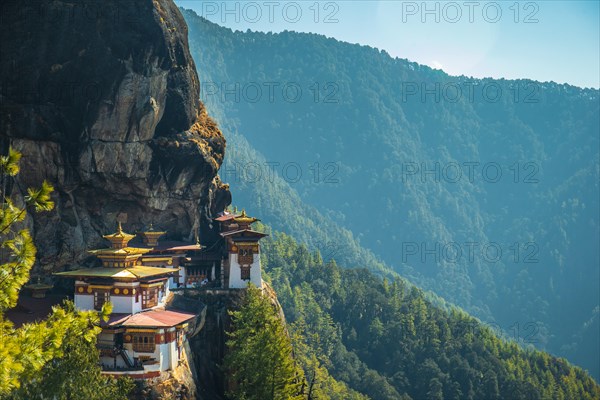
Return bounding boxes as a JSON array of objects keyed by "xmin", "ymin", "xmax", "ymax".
[{"xmin": 0, "ymin": 0, "xmax": 231, "ymax": 270}]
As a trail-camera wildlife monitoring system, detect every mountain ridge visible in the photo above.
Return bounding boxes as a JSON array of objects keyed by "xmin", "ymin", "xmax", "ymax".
[{"xmin": 181, "ymin": 8, "xmax": 600, "ymax": 380}]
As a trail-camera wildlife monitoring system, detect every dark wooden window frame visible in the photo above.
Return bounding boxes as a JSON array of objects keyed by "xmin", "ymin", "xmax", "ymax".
[
  {"xmin": 238, "ymin": 247, "xmax": 253, "ymax": 265},
  {"xmin": 132, "ymin": 334, "xmax": 155, "ymax": 353},
  {"xmin": 240, "ymin": 265, "xmax": 251, "ymax": 280},
  {"xmin": 142, "ymin": 287, "xmax": 158, "ymax": 309},
  {"xmin": 94, "ymin": 290, "xmax": 110, "ymax": 311}
]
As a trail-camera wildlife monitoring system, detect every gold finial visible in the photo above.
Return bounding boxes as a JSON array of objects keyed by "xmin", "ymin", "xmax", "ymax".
[
  {"xmin": 103, "ymin": 221, "xmax": 135, "ymax": 248},
  {"xmin": 233, "ymin": 209, "xmax": 257, "ymax": 224},
  {"xmin": 149, "ymin": 222, "xmax": 154, "ymax": 231}
]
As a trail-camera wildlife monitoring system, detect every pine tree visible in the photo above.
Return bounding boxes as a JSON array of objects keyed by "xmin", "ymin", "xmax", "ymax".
[
  {"xmin": 0, "ymin": 147, "xmax": 131, "ymax": 397},
  {"xmin": 7, "ymin": 302, "xmax": 134, "ymax": 400},
  {"xmin": 224, "ymin": 284, "xmax": 304, "ymax": 400},
  {"xmin": 290, "ymin": 318, "xmax": 369, "ymax": 400}
]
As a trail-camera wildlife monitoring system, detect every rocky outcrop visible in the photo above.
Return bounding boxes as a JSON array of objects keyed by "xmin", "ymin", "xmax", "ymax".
[
  {"xmin": 135, "ymin": 351, "xmax": 197, "ymax": 400},
  {"xmin": 0, "ymin": 0, "xmax": 231, "ymax": 272}
]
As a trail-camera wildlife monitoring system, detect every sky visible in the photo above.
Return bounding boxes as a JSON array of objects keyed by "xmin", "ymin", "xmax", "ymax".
[{"xmin": 175, "ymin": 1, "xmax": 600, "ymax": 89}]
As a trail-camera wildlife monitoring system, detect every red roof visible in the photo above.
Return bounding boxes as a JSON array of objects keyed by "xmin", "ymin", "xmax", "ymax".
[
  {"xmin": 103, "ymin": 313, "xmax": 131, "ymax": 327},
  {"xmin": 6, "ymin": 294, "xmax": 65, "ymax": 328},
  {"xmin": 215, "ymin": 214, "xmax": 237, "ymax": 222},
  {"xmin": 104, "ymin": 309, "xmax": 196, "ymax": 328}
]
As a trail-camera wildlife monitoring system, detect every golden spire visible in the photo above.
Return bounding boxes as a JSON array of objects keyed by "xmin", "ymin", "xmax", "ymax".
[
  {"xmin": 138, "ymin": 222, "xmax": 166, "ymax": 247},
  {"xmin": 234, "ymin": 209, "xmax": 258, "ymax": 224},
  {"xmin": 103, "ymin": 222, "xmax": 136, "ymax": 249}
]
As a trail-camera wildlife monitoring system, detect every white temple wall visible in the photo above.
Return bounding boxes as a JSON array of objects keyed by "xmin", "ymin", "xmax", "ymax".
[
  {"xmin": 228, "ymin": 254, "xmax": 262, "ymax": 289},
  {"xmin": 171, "ymin": 340, "xmax": 178, "ymax": 369},
  {"xmin": 111, "ymin": 296, "xmax": 135, "ymax": 314},
  {"xmin": 159, "ymin": 342, "xmax": 172, "ymax": 371},
  {"xmin": 74, "ymin": 294, "xmax": 94, "ymax": 311}
]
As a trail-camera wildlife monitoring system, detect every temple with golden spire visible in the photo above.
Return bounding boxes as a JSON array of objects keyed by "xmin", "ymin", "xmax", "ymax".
[
  {"xmin": 54, "ymin": 208, "xmax": 267, "ymax": 379},
  {"xmin": 54, "ymin": 223, "xmax": 195, "ymax": 379},
  {"xmin": 214, "ymin": 208, "xmax": 267, "ymax": 289}
]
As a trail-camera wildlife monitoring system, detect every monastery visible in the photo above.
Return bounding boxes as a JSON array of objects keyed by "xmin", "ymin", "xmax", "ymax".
[{"xmin": 54, "ymin": 209, "xmax": 266, "ymax": 378}]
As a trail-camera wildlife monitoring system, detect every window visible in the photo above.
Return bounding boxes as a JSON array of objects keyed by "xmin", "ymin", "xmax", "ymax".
[
  {"xmin": 238, "ymin": 247, "xmax": 253, "ymax": 264},
  {"xmin": 132, "ymin": 335, "xmax": 155, "ymax": 352},
  {"xmin": 142, "ymin": 288, "xmax": 158, "ymax": 308},
  {"xmin": 240, "ymin": 265, "xmax": 251, "ymax": 280},
  {"xmin": 94, "ymin": 291, "xmax": 110, "ymax": 311}
]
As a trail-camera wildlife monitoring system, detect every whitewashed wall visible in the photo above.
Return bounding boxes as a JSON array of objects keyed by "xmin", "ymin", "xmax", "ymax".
[
  {"xmin": 228, "ymin": 253, "xmax": 262, "ymax": 289},
  {"xmin": 74, "ymin": 294, "xmax": 94, "ymax": 311}
]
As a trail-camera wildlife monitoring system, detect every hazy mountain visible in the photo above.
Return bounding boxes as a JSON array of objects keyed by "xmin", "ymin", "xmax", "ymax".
[{"xmin": 182, "ymin": 9, "xmax": 600, "ymax": 380}]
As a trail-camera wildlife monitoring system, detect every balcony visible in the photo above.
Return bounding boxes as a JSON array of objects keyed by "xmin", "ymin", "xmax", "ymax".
[
  {"xmin": 132, "ymin": 343, "xmax": 155, "ymax": 353},
  {"xmin": 102, "ymin": 364, "xmax": 144, "ymax": 372},
  {"xmin": 97, "ymin": 341, "xmax": 117, "ymax": 357}
]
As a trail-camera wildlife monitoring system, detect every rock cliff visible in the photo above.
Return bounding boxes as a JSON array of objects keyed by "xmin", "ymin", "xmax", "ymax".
[{"xmin": 0, "ymin": 0, "xmax": 231, "ymax": 271}]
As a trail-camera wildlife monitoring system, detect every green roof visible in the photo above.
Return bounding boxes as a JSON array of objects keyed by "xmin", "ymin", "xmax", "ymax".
[{"xmin": 54, "ymin": 266, "xmax": 179, "ymax": 279}]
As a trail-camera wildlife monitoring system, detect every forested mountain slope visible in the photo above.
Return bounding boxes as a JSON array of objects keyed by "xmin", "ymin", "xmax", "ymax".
[
  {"xmin": 181, "ymin": 10, "xmax": 600, "ymax": 380},
  {"xmin": 261, "ymin": 228, "xmax": 600, "ymax": 400}
]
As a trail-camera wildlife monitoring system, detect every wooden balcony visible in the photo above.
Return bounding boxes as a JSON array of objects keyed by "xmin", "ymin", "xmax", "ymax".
[{"xmin": 132, "ymin": 343, "xmax": 155, "ymax": 353}]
